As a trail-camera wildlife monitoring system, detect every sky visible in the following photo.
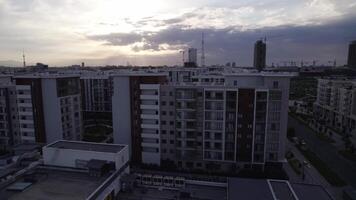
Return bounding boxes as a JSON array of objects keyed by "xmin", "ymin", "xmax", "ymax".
[{"xmin": 0, "ymin": 0, "xmax": 355, "ymax": 67}]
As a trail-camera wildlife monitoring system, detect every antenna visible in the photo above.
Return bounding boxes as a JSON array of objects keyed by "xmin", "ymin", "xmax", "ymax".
[
  {"xmin": 201, "ymin": 32, "xmax": 205, "ymax": 67},
  {"xmin": 22, "ymin": 49, "xmax": 26, "ymax": 67}
]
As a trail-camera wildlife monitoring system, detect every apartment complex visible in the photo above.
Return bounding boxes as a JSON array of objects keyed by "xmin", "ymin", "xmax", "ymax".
[
  {"xmin": 15, "ymin": 74, "xmax": 82, "ymax": 144},
  {"xmin": 113, "ymin": 70, "xmax": 292, "ymax": 171},
  {"xmin": 313, "ymin": 78, "xmax": 356, "ymax": 135}
]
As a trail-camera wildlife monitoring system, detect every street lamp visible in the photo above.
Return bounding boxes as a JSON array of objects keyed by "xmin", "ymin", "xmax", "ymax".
[{"xmin": 302, "ymin": 160, "xmax": 309, "ymax": 181}]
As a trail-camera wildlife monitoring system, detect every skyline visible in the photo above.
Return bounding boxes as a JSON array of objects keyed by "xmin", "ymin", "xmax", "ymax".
[{"xmin": 0, "ymin": 0, "xmax": 356, "ymax": 67}]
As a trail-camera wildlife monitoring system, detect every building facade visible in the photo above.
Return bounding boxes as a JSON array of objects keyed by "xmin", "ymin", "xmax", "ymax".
[
  {"xmin": 113, "ymin": 71, "xmax": 292, "ymax": 172},
  {"xmin": 254, "ymin": 40, "xmax": 266, "ymax": 71},
  {"xmin": 348, "ymin": 40, "xmax": 356, "ymax": 69},
  {"xmin": 15, "ymin": 75, "xmax": 83, "ymax": 144},
  {"xmin": 313, "ymin": 78, "xmax": 356, "ymax": 135},
  {"xmin": 0, "ymin": 76, "xmax": 20, "ymax": 150},
  {"xmin": 80, "ymin": 73, "xmax": 113, "ymax": 123}
]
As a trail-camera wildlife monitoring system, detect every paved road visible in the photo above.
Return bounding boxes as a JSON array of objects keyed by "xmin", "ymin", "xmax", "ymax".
[{"xmin": 288, "ymin": 115, "xmax": 356, "ymax": 188}]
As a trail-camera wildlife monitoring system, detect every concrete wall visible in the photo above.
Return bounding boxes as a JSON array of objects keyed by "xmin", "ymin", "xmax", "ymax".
[
  {"xmin": 41, "ymin": 79, "xmax": 63, "ymax": 143},
  {"xmin": 112, "ymin": 77, "xmax": 132, "ymax": 156}
]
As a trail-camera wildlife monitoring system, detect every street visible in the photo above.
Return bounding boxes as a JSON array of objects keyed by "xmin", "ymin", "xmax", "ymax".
[{"xmin": 288, "ymin": 115, "xmax": 356, "ymax": 188}]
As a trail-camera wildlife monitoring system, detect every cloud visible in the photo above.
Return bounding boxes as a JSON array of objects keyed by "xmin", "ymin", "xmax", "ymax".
[
  {"xmin": 88, "ymin": 32, "xmax": 143, "ymax": 46},
  {"xmin": 87, "ymin": 15, "xmax": 356, "ymax": 66},
  {"xmin": 0, "ymin": 0, "xmax": 356, "ymax": 66}
]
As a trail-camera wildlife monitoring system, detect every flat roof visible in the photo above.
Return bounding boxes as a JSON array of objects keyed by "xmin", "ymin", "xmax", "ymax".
[
  {"xmin": 0, "ymin": 167, "xmax": 110, "ymax": 200},
  {"xmin": 228, "ymin": 178, "xmax": 333, "ymax": 200},
  {"xmin": 291, "ymin": 183, "xmax": 334, "ymax": 200},
  {"xmin": 117, "ymin": 183, "xmax": 227, "ymax": 200},
  {"xmin": 14, "ymin": 74, "xmax": 80, "ymax": 79},
  {"xmin": 48, "ymin": 140, "xmax": 125, "ymax": 153},
  {"xmin": 228, "ymin": 178, "xmax": 274, "ymax": 200}
]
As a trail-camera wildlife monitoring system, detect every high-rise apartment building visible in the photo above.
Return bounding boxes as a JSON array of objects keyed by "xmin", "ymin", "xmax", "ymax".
[
  {"xmin": 15, "ymin": 74, "xmax": 82, "ymax": 144},
  {"xmin": 348, "ymin": 40, "xmax": 356, "ymax": 68},
  {"xmin": 188, "ymin": 48, "xmax": 198, "ymax": 66},
  {"xmin": 254, "ymin": 40, "xmax": 266, "ymax": 71},
  {"xmin": 113, "ymin": 70, "xmax": 292, "ymax": 172}
]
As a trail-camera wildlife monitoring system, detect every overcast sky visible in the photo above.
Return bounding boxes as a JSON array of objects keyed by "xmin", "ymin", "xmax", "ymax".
[{"xmin": 0, "ymin": 0, "xmax": 355, "ymax": 67}]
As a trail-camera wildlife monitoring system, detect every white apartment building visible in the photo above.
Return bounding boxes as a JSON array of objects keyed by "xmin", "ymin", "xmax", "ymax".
[
  {"xmin": 314, "ymin": 78, "xmax": 356, "ymax": 135},
  {"xmin": 113, "ymin": 69, "xmax": 293, "ymax": 172},
  {"xmin": 15, "ymin": 74, "xmax": 83, "ymax": 144}
]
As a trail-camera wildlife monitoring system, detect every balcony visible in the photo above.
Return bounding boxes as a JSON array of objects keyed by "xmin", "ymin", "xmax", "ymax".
[
  {"xmin": 141, "ymin": 114, "xmax": 159, "ymax": 120},
  {"xmin": 140, "ymin": 95, "xmax": 159, "ymax": 100}
]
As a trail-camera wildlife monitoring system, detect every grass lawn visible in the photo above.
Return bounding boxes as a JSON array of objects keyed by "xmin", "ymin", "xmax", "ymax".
[
  {"xmin": 83, "ymin": 125, "xmax": 112, "ymax": 143},
  {"xmin": 339, "ymin": 150, "xmax": 356, "ymax": 162},
  {"xmin": 289, "ymin": 113, "xmax": 335, "ymax": 144},
  {"xmin": 315, "ymin": 132, "xmax": 336, "ymax": 143},
  {"xmin": 288, "ymin": 158, "xmax": 302, "ymax": 175},
  {"xmin": 296, "ymin": 145, "xmax": 346, "ymax": 186}
]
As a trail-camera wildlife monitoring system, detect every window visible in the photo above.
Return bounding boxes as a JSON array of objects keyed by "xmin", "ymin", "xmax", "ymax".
[
  {"xmin": 161, "ymin": 121, "xmax": 166, "ymax": 125},
  {"xmin": 170, "ymin": 140, "xmax": 174, "ymax": 144},
  {"xmin": 162, "ymin": 139, "xmax": 167, "ymax": 144},
  {"xmin": 161, "ymin": 130, "xmax": 167, "ymax": 134},
  {"xmin": 170, "ymin": 130, "xmax": 174, "ymax": 135},
  {"xmin": 169, "ymin": 101, "xmax": 174, "ymax": 106},
  {"xmin": 161, "ymin": 101, "xmax": 166, "ymax": 106},
  {"xmin": 162, "ymin": 111, "xmax": 167, "ymax": 115},
  {"xmin": 169, "ymin": 121, "xmax": 174, "ymax": 125},
  {"xmin": 273, "ymin": 81, "xmax": 279, "ymax": 89}
]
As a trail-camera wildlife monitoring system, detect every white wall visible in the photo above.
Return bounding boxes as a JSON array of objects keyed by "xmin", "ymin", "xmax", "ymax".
[
  {"xmin": 112, "ymin": 77, "xmax": 132, "ymax": 156},
  {"xmin": 41, "ymin": 79, "xmax": 63, "ymax": 143},
  {"xmin": 43, "ymin": 144, "xmax": 129, "ymax": 170}
]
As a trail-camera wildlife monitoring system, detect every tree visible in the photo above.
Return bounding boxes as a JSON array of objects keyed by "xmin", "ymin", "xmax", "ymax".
[{"xmin": 287, "ymin": 127, "xmax": 295, "ymax": 138}]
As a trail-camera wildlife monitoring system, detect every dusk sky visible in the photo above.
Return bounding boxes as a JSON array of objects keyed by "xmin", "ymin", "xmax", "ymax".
[{"xmin": 0, "ymin": 0, "xmax": 356, "ymax": 67}]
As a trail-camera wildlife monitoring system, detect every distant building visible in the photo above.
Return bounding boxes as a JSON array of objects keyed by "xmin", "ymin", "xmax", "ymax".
[
  {"xmin": 15, "ymin": 74, "xmax": 82, "ymax": 144},
  {"xmin": 188, "ymin": 48, "xmax": 198, "ymax": 66},
  {"xmin": 348, "ymin": 40, "xmax": 356, "ymax": 68},
  {"xmin": 80, "ymin": 73, "xmax": 112, "ymax": 121},
  {"xmin": 254, "ymin": 40, "xmax": 266, "ymax": 71}
]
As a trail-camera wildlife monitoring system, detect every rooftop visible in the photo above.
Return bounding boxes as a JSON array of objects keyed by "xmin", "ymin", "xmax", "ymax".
[
  {"xmin": 0, "ymin": 167, "xmax": 110, "ymax": 200},
  {"xmin": 48, "ymin": 140, "xmax": 125, "ymax": 153},
  {"xmin": 14, "ymin": 73, "xmax": 80, "ymax": 79},
  {"xmin": 228, "ymin": 178, "xmax": 333, "ymax": 200},
  {"xmin": 117, "ymin": 183, "xmax": 227, "ymax": 200}
]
